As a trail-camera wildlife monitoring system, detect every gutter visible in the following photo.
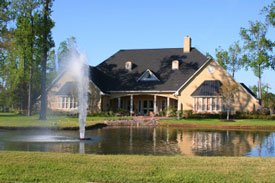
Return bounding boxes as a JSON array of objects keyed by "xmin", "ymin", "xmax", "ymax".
[{"xmin": 108, "ymin": 90, "xmax": 176, "ymax": 93}]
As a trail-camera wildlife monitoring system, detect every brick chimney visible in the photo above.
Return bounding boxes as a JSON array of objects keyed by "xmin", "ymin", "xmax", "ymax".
[{"xmin": 183, "ymin": 36, "xmax": 191, "ymax": 53}]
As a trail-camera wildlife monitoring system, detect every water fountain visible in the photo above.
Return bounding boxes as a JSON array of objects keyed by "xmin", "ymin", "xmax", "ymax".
[{"xmin": 66, "ymin": 47, "xmax": 90, "ymax": 140}]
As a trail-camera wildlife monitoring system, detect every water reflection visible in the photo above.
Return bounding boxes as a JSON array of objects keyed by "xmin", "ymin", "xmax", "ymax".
[
  {"xmin": 176, "ymin": 130, "xmax": 269, "ymax": 156},
  {"xmin": 0, "ymin": 128, "xmax": 274, "ymax": 156}
]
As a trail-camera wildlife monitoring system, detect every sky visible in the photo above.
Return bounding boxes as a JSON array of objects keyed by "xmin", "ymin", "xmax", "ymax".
[{"xmin": 52, "ymin": 0, "xmax": 275, "ymax": 93}]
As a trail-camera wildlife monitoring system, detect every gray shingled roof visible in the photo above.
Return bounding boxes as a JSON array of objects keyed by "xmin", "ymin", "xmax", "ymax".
[
  {"xmin": 93, "ymin": 48, "xmax": 208, "ymax": 92},
  {"xmin": 240, "ymin": 83, "xmax": 257, "ymax": 98},
  {"xmin": 191, "ymin": 80, "xmax": 222, "ymax": 96},
  {"xmin": 56, "ymin": 82, "xmax": 77, "ymax": 96}
]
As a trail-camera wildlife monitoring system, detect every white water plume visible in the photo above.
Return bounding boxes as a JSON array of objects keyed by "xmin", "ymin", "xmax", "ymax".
[{"xmin": 65, "ymin": 47, "xmax": 89, "ymax": 139}]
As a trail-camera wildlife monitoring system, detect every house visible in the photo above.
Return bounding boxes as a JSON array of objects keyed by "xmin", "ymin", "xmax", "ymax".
[{"xmin": 47, "ymin": 36, "xmax": 260, "ymax": 116}]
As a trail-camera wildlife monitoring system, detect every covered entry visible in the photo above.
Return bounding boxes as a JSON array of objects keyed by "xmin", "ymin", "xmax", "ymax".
[{"xmin": 110, "ymin": 94, "xmax": 178, "ymax": 116}]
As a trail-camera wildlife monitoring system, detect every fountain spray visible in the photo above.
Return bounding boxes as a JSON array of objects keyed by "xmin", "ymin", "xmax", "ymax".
[{"xmin": 66, "ymin": 47, "xmax": 89, "ymax": 140}]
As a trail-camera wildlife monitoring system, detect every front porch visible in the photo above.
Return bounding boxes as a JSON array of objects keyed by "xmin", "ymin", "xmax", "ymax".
[{"xmin": 109, "ymin": 94, "xmax": 178, "ymax": 116}]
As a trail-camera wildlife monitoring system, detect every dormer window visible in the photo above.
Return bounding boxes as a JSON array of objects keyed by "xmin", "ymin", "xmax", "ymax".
[
  {"xmin": 172, "ymin": 60, "xmax": 179, "ymax": 70},
  {"xmin": 137, "ymin": 69, "xmax": 160, "ymax": 82},
  {"xmin": 125, "ymin": 61, "xmax": 132, "ymax": 71}
]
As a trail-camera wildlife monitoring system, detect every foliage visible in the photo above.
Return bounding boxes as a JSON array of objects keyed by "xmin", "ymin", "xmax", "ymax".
[
  {"xmin": 39, "ymin": 0, "xmax": 55, "ymax": 120},
  {"xmin": 262, "ymin": 0, "xmax": 275, "ymax": 27},
  {"xmin": 0, "ymin": 0, "xmax": 56, "ymax": 116},
  {"xmin": 215, "ymin": 42, "xmax": 242, "ymax": 78},
  {"xmin": 215, "ymin": 46, "xmax": 229, "ymax": 70},
  {"xmin": 240, "ymin": 20, "xmax": 273, "ymax": 99},
  {"xmin": 57, "ymin": 36, "xmax": 76, "ymax": 71}
]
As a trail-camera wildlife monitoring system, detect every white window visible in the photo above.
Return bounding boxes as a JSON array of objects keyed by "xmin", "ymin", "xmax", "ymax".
[
  {"xmin": 57, "ymin": 96, "xmax": 77, "ymax": 109},
  {"xmin": 125, "ymin": 61, "xmax": 132, "ymax": 71},
  {"xmin": 172, "ymin": 60, "xmax": 179, "ymax": 70},
  {"xmin": 193, "ymin": 97, "xmax": 221, "ymax": 112},
  {"xmin": 137, "ymin": 69, "xmax": 160, "ymax": 82}
]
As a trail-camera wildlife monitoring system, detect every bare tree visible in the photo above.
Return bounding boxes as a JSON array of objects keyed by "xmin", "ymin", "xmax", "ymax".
[{"xmin": 220, "ymin": 82, "xmax": 239, "ymax": 120}]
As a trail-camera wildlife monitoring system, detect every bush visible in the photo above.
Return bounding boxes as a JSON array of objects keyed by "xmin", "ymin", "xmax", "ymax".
[{"xmin": 182, "ymin": 110, "xmax": 193, "ymax": 118}]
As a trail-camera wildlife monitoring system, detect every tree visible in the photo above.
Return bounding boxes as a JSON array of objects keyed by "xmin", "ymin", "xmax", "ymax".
[
  {"xmin": 39, "ymin": 0, "xmax": 54, "ymax": 120},
  {"xmin": 0, "ymin": 0, "xmax": 12, "ymax": 84},
  {"xmin": 57, "ymin": 36, "xmax": 76, "ymax": 71},
  {"xmin": 215, "ymin": 46, "xmax": 229, "ymax": 70},
  {"xmin": 262, "ymin": 0, "xmax": 275, "ymax": 27},
  {"xmin": 220, "ymin": 82, "xmax": 239, "ymax": 121},
  {"xmin": 250, "ymin": 83, "xmax": 272, "ymax": 108},
  {"xmin": 46, "ymin": 49, "xmax": 57, "ymax": 86},
  {"xmin": 6, "ymin": 0, "xmax": 44, "ymax": 115},
  {"xmin": 227, "ymin": 42, "xmax": 242, "ymax": 78},
  {"xmin": 215, "ymin": 42, "xmax": 242, "ymax": 78},
  {"xmin": 263, "ymin": 92, "xmax": 275, "ymax": 115},
  {"xmin": 240, "ymin": 21, "xmax": 273, "ymax": 100},
  {"xmin": 262, "ymin": 1, "xmax": 275, "ymax": 70}
]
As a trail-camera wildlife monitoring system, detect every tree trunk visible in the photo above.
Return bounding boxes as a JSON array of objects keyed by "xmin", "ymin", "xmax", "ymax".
[
  {"xmin": 258, "ymin": 64, "xmax": 262, "ymax": 106},
  {"xmin": 39, "ymin": 0, "xmax": 50, "ymax": 120},
  {"xmin": 27, "ymin": 68, "xmax": 32, "ymax": 116},
  {"xmin": 27, "ymin": 12, "xmax": 35, "ymax": 116},
  {"xmin": 227, "ymin": 109, "xmax": 230, "ymax": 121}
]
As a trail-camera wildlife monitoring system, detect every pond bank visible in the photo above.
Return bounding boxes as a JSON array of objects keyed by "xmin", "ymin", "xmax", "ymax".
[
  {"xmin": 0, "ymin": 113, "xmax": 275, "ymax": 131},
  {"xmin": 104, "ymin": 117, "xmax": 275, "ymax": 131}
]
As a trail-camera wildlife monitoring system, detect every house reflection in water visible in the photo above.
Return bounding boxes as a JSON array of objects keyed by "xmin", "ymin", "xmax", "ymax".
[{"xmin": 176, "ymin": 130, "xmax": 268, "ymax": 156}]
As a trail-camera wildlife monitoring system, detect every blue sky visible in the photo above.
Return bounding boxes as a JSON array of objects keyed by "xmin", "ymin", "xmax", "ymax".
[{"xmin": 52, "ymin": 0, "xmax": 274, "ymax": 93}]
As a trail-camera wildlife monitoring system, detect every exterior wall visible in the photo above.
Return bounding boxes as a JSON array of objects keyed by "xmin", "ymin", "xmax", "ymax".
[
  {"xmin": 47, "ymin": 71, "xmax": 76, "ymax": 112},
  {"xmin": 47, "ymin": 71, "xmax": 103, "ymax": 114},
  {"xmin": 101, "ymin": 95, "xmax": 110, "ymax": 112},
  {"xmin": 88, "ymin": 82, "xmax": 102, "ymax": 114},
  {"xmin": 177, "ymin": 60, "xmax": 260, "ymax": 113}
]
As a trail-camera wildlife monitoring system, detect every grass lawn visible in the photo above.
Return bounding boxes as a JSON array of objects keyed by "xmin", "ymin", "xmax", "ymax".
[
  {"xmin": 1, "ymin": 112, "xmax": 275, "ymax": 130},
  {"xmin": 159, "ymin": 118, "xmax": 275, "ymax": 130},
  {"xmin": 0, "ymin": 112, "xmax": 130, "ymax": 129},
  {"xmin": 0, "ymin": 151, "xmax": 274, "ymax": 183}
]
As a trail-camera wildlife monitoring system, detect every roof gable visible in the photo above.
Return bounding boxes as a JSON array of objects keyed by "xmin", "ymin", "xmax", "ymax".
[
  {"xmin": 56, "ymin": 82, "xmax": 77, "ymax": 96},
  {"xmin": 137, "ymin": 69, "xmax": 160, "ymax": 82}
]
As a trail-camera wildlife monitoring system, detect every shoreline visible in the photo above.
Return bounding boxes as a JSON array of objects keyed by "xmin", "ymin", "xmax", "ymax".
[{"xmin": 1, "ymin": 119, "xmax": 275, "ymax": 131}]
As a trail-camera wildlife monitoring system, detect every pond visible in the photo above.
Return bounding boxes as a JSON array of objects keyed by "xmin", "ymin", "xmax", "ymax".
[{"xmin": 0, "ymin": 127, "xmax": 274, "ymax": 156}]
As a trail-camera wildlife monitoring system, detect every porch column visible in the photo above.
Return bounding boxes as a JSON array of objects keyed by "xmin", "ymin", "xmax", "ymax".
[
  {"xmin": 210, "ymin": 98, "xmax": 213, "ymax": 112},
  {"xmin": 118, "ymin": 97, "xmax": 121, "ymax": 109},
  {"xmin": 167, "ymin": 97, "xmax": 170, "ymax": 108},
  {"xmin": 166, "ymin": 97, "xmax": 170, "ymax": 117},
  {"xmin": 177, "ymin": 100, "xmax": 181, "ymax": 120},
  {"xmin": 177, "ymin": 100, "xmax": 181, "ymax": 111},
  {"xmin": 130, "ymin": 95, "xmax": 134, "ymax": 115},
  {"xmin": 153, "ymin": 95, "xmax": 157, "ymax": 114}
]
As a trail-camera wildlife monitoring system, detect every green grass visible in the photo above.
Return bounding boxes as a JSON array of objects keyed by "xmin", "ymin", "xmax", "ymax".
[
  {"xmin": 0, "ymin": 112, "xmax": 130, "ymax": 129},
  {"xmin": 159, "ymin": 118, "xmax": 275, "ymax": 129},
  {"xmin": 0, "ymin": 151, "xmax": 274, "ymax": 183},
  {"xmin": 1, "ymin": 112, "xmax": 275, "ymax": 130}
]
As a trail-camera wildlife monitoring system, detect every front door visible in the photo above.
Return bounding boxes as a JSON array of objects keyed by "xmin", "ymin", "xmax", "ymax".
[{"xmin": 143, "ymin": 100, "xmax": 153, "ymax": 115}]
